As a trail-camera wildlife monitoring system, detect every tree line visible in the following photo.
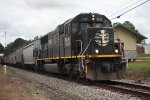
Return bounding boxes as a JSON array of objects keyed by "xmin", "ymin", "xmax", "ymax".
[
  {"xmin": 0, "ymin": 38, "xmax": 31, "ymax": 56},
  {"xmin": 113, "ymin": 21, "xmax": 139, "ymax": 33}
]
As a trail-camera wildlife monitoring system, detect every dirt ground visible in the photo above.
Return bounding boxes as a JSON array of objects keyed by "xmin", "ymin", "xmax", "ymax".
[
  {"xmin": 126, "ymin": 69, "xmax": 150, "ymax": 82},
  {"xmin": 0, "ymin": 73, "xmax": 48, "ymax": 100}
]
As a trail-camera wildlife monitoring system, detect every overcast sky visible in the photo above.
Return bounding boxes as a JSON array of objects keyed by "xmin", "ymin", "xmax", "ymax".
[{"xmin": 0, "ymin": 0, "xmax": 150, "ymax": 47}]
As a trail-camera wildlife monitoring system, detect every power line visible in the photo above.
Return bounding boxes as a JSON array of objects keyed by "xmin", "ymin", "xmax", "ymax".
[
  {"xmin": 110, "ymin": 0, "xmax": 150, "ymax": 20},
  {"xmin": 5, "ymin": 32, "xmax": 6, "ymax": 48},
  {"xmin": 109, "ymin": 0, "xmax": 143, "ymax": 17},
  {"xmin": 106, "ymin": 0, "xmax": 134, "ymax": 15}
]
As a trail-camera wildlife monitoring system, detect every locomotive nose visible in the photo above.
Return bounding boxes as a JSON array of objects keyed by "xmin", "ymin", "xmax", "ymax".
[{"xmin": 85, "ymin": 28, "xmax": 114, "ymax": 54}]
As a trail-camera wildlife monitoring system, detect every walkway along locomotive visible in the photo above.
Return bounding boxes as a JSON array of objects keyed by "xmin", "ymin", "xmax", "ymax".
[{"xmin": 4, "ymin": 13, "xmax": 126, "ymax": 80}]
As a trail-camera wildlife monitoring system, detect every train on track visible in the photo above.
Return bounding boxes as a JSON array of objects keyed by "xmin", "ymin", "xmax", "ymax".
[{"xmin": 3, "ymin": 13, "xmax": 126, "ymax": 80}]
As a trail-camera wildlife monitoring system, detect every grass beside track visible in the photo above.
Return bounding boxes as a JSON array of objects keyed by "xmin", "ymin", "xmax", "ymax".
[
  {"xmin": 0, "ymin": 65, "xmax": 14, "ymax": 74},
  {"xmin": 138, "ymin": 54, "xmax": 150, "ymax": 57},
  {"xmin": 128, "ymin": 61, "xmax": 150, "ymax": 76},
  {"xmin": 137, "ymin": 54, "xmax": 150, "ymax": 61}
]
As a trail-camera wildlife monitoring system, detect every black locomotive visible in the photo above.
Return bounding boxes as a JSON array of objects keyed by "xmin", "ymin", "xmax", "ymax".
[
  {"xmin": 3, "ymin": 13, "xmax": 126, "ymax": 80},
  {"xmin": 33, "ymin": 13, "xmax": 126, "ymax": 80}
]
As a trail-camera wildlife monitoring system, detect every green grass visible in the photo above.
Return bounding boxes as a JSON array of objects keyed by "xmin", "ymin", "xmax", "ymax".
[
  {"xmin": 128, "ymin": 61, "xmax": 150, "ymax": 76},
  {"xmin": 0, "ymin": 65, "xmax": 14, "ymax": 74},
  {"xmin": 138, "ymin": 54, "xmax": 150, "ymax": 57},
  {"xmin": 137, "ymin": 54, "xmax": 150, "ymax": 60},
  {"xmin": 136, "ymin": 58, "xmax": 150, "ymax": 60},
  {"xmin": 0, "ymin": 89, "xmax": 6, "ymax": 96}
]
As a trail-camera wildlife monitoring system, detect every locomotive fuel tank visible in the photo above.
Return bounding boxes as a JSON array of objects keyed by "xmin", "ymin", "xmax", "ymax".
[{"xmin": 44, "ymin": 63, "xmax": 60, "ymax": 73}]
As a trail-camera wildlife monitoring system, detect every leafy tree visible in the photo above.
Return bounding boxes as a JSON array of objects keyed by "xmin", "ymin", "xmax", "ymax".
[
  {"xmin": 4, "ymin": 38, "xmax": 30, "ymax": 56},
  {"xmin": 113, "ymin": 22, "xmax": 121, "ymax": 26},
  {"xmin": 122, "ymin": 21, "xmax": 135, "ymax": 31},
  {"xmin": 114, "ymin": 21, "xmax": 139, "ymax": 33},
  {"xmin": 0, "ymin": 43, "xmax": 4, "ymax": 53},
  {"xmin": 13, "ymin": 38, "xmax": 29, "ymax": 49}
]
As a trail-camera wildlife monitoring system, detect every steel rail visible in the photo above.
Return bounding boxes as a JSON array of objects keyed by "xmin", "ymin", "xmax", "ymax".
[{"xmin": 96, "ymin": 81, "xmax": 150, "ymax": 99}]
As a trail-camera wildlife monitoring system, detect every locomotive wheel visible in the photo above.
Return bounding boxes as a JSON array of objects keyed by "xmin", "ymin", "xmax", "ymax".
[
  {"xmin": 34, "ymin": 64, "xmax": 39, "ymax": 71},
  {"xmin": 57, "ymin": 63, "xmax": 65, "ymax": 74},
  {"xmin": 76, "ymin": 71, "xmax": 81, "ymax": 80},
  {"xmin": 68, "ymin": 68, "xmax": 73, "ymax": 78},
  {"xmin": 41, "ymin": 65, "xmax": 45, "ymax": 72},
  {"xmin": 69, "ymin": 74, "xmax": 73, "ymax": 79}
]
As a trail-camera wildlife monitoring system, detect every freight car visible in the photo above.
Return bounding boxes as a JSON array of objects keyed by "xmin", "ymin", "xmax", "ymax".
[
  {"xmin": 22, "ymin": 42, "xmax": 35, "ymax": 66},
  {"xmin": 3, "ymin": 13, "xmax": 126, "ymax": 81},
  {"xmin": 8, "ymin": 51, "xmax": 16, "ymax": 66},
  {"xmin": 0, "ymin": 54, "xmax": 4, "ymax": 64},
  {"xmin": 16, "ymin": 47, "xmax": 23, "ymax": 67}
]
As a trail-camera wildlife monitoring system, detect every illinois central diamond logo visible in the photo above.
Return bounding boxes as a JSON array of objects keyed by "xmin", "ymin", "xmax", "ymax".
[{"xmin": 95, "ymin": 30, "xmax": 109, "ymax": 46}]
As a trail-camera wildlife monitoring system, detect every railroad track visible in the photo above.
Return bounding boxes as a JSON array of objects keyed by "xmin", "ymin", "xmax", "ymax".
[{"xmin": 97, "ymin": 80, "xmax": 150, "ymax": 99}]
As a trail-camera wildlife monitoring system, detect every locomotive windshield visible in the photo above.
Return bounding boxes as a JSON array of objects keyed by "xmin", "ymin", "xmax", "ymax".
[
  {"xmin": 72, "ymin": 22, "xmax": 104, "ymax": 32},
  {"xmin": 92, "ymin": 23, "xmax": 103, "ymax": 27},
  {"xmin": 81, "ymin": 23, "xmax": 90, "ymax": 29},
  {"xmin": 80, "ymin": 22, "xmax": 104, "ymax": 30}
]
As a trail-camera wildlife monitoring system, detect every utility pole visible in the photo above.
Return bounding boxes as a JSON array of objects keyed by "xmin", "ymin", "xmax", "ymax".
[
  {"xmin": 4, "ymin": 31, "xmax": 7, "ymax": 74},
  {"xmin": 5, "ymin": 31, "xmax": 6, "ymax": 48}
]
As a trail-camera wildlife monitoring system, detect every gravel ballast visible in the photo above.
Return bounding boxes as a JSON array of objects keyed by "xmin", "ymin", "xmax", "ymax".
[{"xmin": 11, "ymin": 67, "xmax": 140, "ymax": 100}]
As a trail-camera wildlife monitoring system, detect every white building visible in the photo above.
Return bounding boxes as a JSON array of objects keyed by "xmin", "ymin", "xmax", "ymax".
[
  {"xmin": 113, "ymin": 24, "xmax": 147, "ymax": 60},
  {"xmin": 144, "ymin": 44, "xmax": 150, "ymax": 54}
]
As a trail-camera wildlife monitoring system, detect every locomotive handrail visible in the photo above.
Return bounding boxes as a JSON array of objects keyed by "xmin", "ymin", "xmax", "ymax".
[
  {"xmin": 117, "ymin": 39, "xmax": 125, "ymax": 58},
  {"xmin": 107, "ymin": 38, "xmax": 114, "ymax": 45},
  {"xmin": 81, "ymin": 38, "xmax": 95, "ymax": 55}
]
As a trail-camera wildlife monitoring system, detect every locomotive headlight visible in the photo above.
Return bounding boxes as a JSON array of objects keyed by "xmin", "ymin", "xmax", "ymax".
[
  {"xmin": 92, "ymin": 14, "xmax": 95, "ymax": 17},
  {"xmin": 95, "ymin": 49, "xmax": 99, "ymax": 53},
  {"xmin": 115, "ymin": 49, "xmax": 119, "ymax": 53},
  {"xmin": 92, "ymin": 18, "xmax": 95, "ymax": 21},
  {"xmin": 92, "ymin": 14, "xmax": 95, "ymax": 21}
]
